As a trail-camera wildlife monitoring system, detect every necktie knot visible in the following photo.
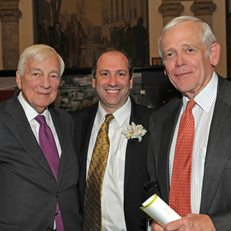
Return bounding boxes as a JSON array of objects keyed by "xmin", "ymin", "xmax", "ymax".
[
  {"xmin": 35, "ymin": 115, "xmax": 46, "ymax": 125},
  {"xmin": 105, "ymin": 114, "xmax": 114, "ymax": 124},
  {"xmin": 186, "ymin": 100, "xmax": 196, "ymax": 112}
]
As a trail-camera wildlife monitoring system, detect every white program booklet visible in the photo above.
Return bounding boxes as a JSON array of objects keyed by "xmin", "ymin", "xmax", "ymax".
[{"xmin": 140, "ymin": 194, "xmax": 181, "ymax": 227}]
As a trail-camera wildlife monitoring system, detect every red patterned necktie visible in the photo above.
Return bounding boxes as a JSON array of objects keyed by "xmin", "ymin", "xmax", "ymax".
[
  {"xmin": 169, "ymin": 100, "xmax": 196, "ymax": 216},
  {"xmin": 83, "ymin": 114, "xmax": 114, "ymax": 231},
  {"xmin": 35, "ymin": 115, "xmax": 64, "ymax": 231}
]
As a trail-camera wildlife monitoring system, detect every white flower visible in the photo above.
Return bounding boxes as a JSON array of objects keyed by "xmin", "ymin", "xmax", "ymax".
[{"xmin": 122, "ymin": 122, "xmax": 147, "ymax": 142}]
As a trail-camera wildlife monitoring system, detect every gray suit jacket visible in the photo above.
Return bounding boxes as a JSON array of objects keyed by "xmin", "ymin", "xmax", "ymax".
[
  {"xmin": 146, "ymin": 76, "xmax": 231, "ymax": 231},
  {"xmin": 0, "ymin": 95, "xmax": 81, "ymax": 231}
]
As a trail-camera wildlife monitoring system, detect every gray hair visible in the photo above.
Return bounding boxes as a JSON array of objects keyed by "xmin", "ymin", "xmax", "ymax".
[
  {"xmin": 17, "ymin": 44, "xmax": 65, "ymax": 76},
  {"xmin": 158, "ymin": 16, "xmax": 217, "ymax": 59}
]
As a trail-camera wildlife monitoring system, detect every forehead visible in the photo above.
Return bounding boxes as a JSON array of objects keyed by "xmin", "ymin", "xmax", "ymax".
[
  {"xmin": 162, "ymin": 21, "xmax": 203, "ymax": 48},
  {"xmin": 26, "ymin": 55, "xmax": 60, "ymax": 69},
  {"xmin": 97, "ymin": 51, "xmax": 129, "ymax": 69}
]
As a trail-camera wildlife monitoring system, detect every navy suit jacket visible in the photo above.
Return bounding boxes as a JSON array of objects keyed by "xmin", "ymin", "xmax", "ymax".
[
  {"xmin": 72, "ymin": 99, "xmax": 152, "ymax": 231},
  {"xmin": 147, "ymin": 76, "xmax": 231, "ymax": 231},
  {"xmin": 0, "ymin": 95, "xmax": 81, "ymax": 231}
]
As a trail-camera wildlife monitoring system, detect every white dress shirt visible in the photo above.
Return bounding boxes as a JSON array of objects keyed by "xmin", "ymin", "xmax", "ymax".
[
  {"xmin": 18, "ymin": 91, "xmax": 62, "ymax": 229},
  {"xmin": 18, "ymin": 92, "xmax": 62, "ymax": 157},
  {"xmin": 169, "ymin": 73, "xmax": 218, "ymax": 213},
  {"xmin": 86, "ymin": 97, "xmax": 132, "ymax": 231}
]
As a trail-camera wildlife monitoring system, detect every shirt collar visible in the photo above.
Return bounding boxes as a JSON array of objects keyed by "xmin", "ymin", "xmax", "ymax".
[
  {"xmin": 182, "ymin": 72, "xmax": 218, "ymax": 112},
  {"xmin": 18, "ymin": 91, "xmax": 50, "ymax": 122},
  {"xmin": 97, "ymin": 97, "xmax": 131, "ymax": 126}
]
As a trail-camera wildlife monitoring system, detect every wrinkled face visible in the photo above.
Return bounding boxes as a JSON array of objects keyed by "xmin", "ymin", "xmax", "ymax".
[
  {"xmin": 16, "ymin": 55, "xmax": 61, "ymax": 113},
  {"xmin": 92, "ymin": 51, "xmax": 133, "ymax": 113},
  {"xmin": 161, "ymin": 21, "xmax": 220, "ymax": 99}
]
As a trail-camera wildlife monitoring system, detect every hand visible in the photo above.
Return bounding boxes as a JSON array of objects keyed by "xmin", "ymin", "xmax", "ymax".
[
  {"xmin": 164, "ymin": 213, "xmax": 216, "ymax": 231},
  {"xmin": 150, "ymin": 220, "xmax": 164, "ymax": 231}
]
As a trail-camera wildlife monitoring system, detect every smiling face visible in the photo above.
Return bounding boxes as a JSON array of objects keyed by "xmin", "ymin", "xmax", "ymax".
[
  {"xmin": 161, "ymin": 21, "xmax": 220, "ymax": 99},
  {"xmin": 92, "ymin": 51, "xmax": 133, "ymax": 113},
  {"xmin": 16, "ymin": 55, "xmax": 61, "ymax": 113}
]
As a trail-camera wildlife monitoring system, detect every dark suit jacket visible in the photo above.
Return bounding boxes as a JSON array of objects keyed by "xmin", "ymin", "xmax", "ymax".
[
  {"xmin": 0, "ymin": 95, "xmax": 81, "ymax": 231},
  {"xmin": 146, "ymin": 76, "xmax": 231, "ymax": 231},
  {"xmin": 72, "ymin": 99, "xmax": 152, "ymax": 231}
]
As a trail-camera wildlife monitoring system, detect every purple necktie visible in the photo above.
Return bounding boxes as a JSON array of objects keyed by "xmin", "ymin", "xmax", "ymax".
[{"xmin": 35, "ymin": 115, "xmax": 64, "ymax": 231}]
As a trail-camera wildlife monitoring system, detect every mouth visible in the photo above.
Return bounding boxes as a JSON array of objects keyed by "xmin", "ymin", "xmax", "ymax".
[
  {"xmin": 106, "ymin": 89, "xmax": 120, "ymax": 94},
  {"xmin": 37, "ymin": 92, "xmax": 51, "ymax": 96},
  {"xmin": 175, "ymin": 71, "xmax": 192, "ymax": 77}
]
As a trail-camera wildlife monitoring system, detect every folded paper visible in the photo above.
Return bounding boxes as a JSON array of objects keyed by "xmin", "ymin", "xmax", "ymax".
[{"xmin": 140, "ymin": 194, "xmax": 181, "ymax": 227}]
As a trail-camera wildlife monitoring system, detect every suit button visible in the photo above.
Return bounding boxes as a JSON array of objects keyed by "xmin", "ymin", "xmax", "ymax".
[{"xmin": 56, "ymin": 192, "xmax": 60, "ymax": 198}]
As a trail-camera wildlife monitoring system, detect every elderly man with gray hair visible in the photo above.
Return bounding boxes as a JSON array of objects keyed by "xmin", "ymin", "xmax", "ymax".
[
  {"xmin": 146, "ymin": 16, "xmax": 231, "ymax": 231},
  {"xmin": 0, "ymin": 44, "xmax": 81, "ymax": 231}
]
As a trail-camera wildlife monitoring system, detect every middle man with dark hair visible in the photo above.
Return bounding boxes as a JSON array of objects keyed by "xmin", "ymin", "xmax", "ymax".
[{"xmin": 72, "ymin": 48, "xmax": 152, "ymax": 231}]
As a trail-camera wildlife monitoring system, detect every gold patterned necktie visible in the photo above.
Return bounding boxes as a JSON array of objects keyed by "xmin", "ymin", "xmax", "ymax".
[
  {"xmin": 169, "ymin": 100, "xmax": 196, "ymax": 216},
  {"xmin": 83, "ymin": 114, "xmax": 114, "ymax": 231}
]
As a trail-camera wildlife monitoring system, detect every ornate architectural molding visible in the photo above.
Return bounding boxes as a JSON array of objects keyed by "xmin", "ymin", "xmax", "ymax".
[
  {"xmin": 0, "ymin": 9, "xmax": 21, "ymax": 22},
  {"xmin": 0, "ymin": 0, "xmax": 21, "ymax": 69},
  {"xmin": 191, "ymin": 0, "xmax": 217, "ymax": 16},
  {"xmin": 159, "ymin": 0, "xmax": 184, "ymax": 25},
  {"xmin": 159, "ymin": 0, "xmax": 184, "ymax": 17},
  {"xmin": 191, "ymin": 0, "xmax": 216, "ymax": 27},
  {"xmin": 0, "ymin": 0, "xmax": 21, "ymax": 21},
  {"xmin": 159, "ymin": 0, "xmax": 217, "ymax": 28}
]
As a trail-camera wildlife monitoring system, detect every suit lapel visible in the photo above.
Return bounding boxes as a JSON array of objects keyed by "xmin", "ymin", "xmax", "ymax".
[
  {"xmin": 4, "ymin": 97, "xmax": 53, "ymax": 178},
  {"xmin": 158, "ymin": 100, "xmax": 181, "ymax": 202},
  {"xmin": 124, "ymin": 138, "xmax": 137, "ymax": 192},
  {"xmin": 50, "ymin": 109, "xmax": 70, "ymax": 183},
  {"xmin": 124, "ymin": 103, "xmax": 145, "ymax": 192},
  {"xmin": 79, "ymin": 107, "xmax": 97, "ymax": 202},
  {"xmin": 200, "ymin": 92, "xmax": 231, "ymax": 213}
]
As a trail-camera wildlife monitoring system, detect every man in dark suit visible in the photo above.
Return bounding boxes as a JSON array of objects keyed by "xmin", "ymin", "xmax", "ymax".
[
  {"xmin": 147, "ymin": 16, "xmax": 231, "ymax": 231},
  {"xmin": 72, "ymin": 48, "xmax": 152, "ymax": 231},
  {"xmin": 0, "ymin": 44, "xmax": 81, "ymax": 230}
]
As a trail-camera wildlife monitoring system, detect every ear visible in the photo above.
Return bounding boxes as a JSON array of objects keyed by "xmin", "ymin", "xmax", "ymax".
[
  {"xmin": 210, "ymin": 42, "xmax": 220, "ymax": 67},
  {"xmin": 15, "ymin": 71, "xmax": 22, "ymax": 89},
  {"xmin": 91, "ymin": 75, "xmax": 96, "ymax": 88},
  {"xmin": 164, "ymin": 68, "xmax": 167, "ymax": 76},
  {"xmin": 129, "ymin": 75, "xmax": 133, "ymax": 89}
]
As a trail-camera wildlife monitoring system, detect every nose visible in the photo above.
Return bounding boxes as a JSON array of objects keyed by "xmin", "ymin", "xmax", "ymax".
[
  {"xmin": 176, "ymin": 53, "xmax": 186, "ymax": 67},
  {"xmin": 40, "ymin": 75, "xmax": 51, "ymax": 88},
  {"xmin": 108, "ymin": 75, "xmax": 117, "ymax": 85}
]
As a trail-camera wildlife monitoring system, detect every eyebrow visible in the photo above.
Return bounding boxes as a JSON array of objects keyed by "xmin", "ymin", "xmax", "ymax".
[{"xmin": 98, "ymin": 69, "xmax": 128, "ymax": 72}]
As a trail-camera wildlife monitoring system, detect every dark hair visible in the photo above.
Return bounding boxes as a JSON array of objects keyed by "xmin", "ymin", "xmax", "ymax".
[{"xmin": 91, "ymin": 47, "xmax": 133, "ymax": 78}]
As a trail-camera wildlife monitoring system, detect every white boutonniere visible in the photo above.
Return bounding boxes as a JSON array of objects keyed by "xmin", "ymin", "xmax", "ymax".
[{"xmin": 122, "ymin": 122, "xmax": 147, "ymax": 142}]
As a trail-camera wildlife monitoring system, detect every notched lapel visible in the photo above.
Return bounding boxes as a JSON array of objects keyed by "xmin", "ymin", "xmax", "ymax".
[
  {"xmin": 3, "ymin": 97, "xmax": 59, "ymax": 180},
  {"xmin": 124, "ymin": 103, "xmax": 150, "ymax": 192},
  {"xmin": 158, "ymin": 106, "xmax": 180, "ymax": 202},
  {"xmin": 200, "ymin": 98, "xmax": 231, "ymax": 213},
  {"xmin": 51, "ymin": 111, "xmax": 67, "ymax": 183},
  {"xmin": 50, "ymin": 109, "xmax": 78, "ymax": 185},
  {"xmin": 5, "ymin": 111, "xmax": 54, "ymax": 178}
]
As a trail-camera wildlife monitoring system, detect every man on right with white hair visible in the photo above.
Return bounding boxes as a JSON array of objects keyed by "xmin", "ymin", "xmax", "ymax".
[{"xmin": 146, "ymin": 15, "xmax": 231, "ymax": 231}]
